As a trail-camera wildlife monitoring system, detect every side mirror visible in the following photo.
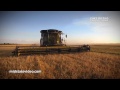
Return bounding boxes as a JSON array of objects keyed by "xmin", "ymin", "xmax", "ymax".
[{"xmin": 66, "ymin": 35, "xmax": 67, "ymax": 38}]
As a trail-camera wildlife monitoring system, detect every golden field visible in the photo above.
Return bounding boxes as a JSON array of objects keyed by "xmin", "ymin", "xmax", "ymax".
[{"xmin": 0, "ymin": 44, "xmax": 120, "ymax": 79}]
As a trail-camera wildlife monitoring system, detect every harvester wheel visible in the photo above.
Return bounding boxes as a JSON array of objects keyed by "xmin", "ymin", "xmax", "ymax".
[
  {"xmin": 58, "ymin": 49, "xmax": 61, "ymax": 53},
  {"xmin": 87, "ymin": 45, "xmax": 90, "ymax": 51},
  {"xmin": 68, "ymin": 48, "xmax": 71, "ymax": 52},
  {"xmin": 87, "ymin": 48, "xmax": 90, "ymax": 51},
  {"xmin": 77, "ymin": 48, "xmax": 80, "ymax": 52}
]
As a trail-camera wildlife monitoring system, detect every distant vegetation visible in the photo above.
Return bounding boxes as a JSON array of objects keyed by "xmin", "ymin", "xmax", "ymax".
[{"xmin": 0, "ymin": 43, "xmax": 15, "ymax": 45}]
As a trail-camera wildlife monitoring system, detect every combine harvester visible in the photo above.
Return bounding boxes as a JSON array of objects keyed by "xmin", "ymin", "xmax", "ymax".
[{"xmin": 12, "ymin": 29, "xmax": 90, "ymax": 56}]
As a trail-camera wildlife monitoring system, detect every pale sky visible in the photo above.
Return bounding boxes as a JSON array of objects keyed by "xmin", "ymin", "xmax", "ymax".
[{"xmin": 0, "ymin": 11, "xmax": 120, "ymax": 45}]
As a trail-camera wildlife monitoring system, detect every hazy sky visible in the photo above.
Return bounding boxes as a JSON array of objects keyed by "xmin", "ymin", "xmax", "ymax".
[{"xmin": 0, "ymin": 11, "xmax": 120, "ymax": 45}]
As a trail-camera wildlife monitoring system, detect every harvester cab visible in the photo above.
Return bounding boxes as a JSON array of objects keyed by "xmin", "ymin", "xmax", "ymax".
[{"xmin": 40, "ymin": 29, "xmax": 67, "ymax": 46}]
